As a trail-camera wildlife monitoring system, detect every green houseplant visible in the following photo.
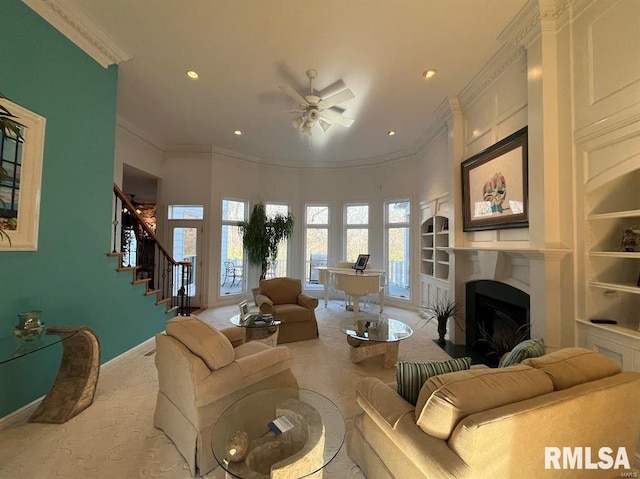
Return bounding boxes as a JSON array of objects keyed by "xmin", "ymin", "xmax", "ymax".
[
  {"xmin": 0, "ymin": 92, "xmax": 24, "ymax": 244},
  {"xmin": 239, "ymin": 203, "xmax": 294, "ymax": 284}
]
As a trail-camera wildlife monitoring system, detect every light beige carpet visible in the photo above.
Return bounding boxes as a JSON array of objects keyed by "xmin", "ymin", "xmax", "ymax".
[{"xmin": 0, "ymin": 301, "xmax": 449, "ymax": 479}]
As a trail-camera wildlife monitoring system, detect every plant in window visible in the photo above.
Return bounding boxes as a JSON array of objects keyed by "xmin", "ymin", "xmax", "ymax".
[
  {"xmin": 239, "ymin": 203, "xmax": 294, "ymax": 283},
  {"xmin": 0, "ymin": 92, "xmax": 24, "ymax": 244}
]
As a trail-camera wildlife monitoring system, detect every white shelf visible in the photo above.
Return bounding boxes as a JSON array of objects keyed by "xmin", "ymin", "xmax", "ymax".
[
  {"xmin": 576, "ymin": 318, "xmax": 640, "ymax": 340},
  {"xmin": 589, "ymin": 251, "xmax": 640, "ymax": 258},
  {"xmin": 589, "ymin": 281, "xmax": 640, "ymax": 295},
  {"xmin": 588, "ymin": 209, "xmax": 640, "ymax": 220}
]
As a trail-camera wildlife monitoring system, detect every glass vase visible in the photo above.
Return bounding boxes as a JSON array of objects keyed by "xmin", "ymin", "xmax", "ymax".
[{"xmin": 14, "ymin": 310, "xmax": 45, "ymax": 341}]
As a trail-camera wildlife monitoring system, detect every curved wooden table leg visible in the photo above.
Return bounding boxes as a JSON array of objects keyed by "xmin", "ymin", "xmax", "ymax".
[{"xmin": 29, "ymin": 327, "xmax": 100, "ymax": 423}]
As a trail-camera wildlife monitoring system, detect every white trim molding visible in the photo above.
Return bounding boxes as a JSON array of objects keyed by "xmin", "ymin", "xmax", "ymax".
[{"xmin": 22, "ymin": 0, "xmax": 130, "ymax": 68}]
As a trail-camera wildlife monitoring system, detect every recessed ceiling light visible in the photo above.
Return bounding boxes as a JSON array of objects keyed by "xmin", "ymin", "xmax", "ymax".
[
  {"xmin": 423, "ymin": 69, "xmax": 437, "ymax": 79},
  {"xmin": 186, "ymin": 70, "xmax": 199, "ymax": 79},
  {"xmin": 387, "ymin": 130, "xmax": 396, "ymax": 136},
  {"xmin": 233, "ymin": 130, "xmax": 242, "ymax": 136}
]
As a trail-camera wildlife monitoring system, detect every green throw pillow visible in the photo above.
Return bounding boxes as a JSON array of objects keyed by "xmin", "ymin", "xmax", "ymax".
[
  {"xmin": 396, "ymin": 357, "xmax": 472, "ymax": 405},
  {"xmin": 500, "ymin": 338, "xmax": 545, "ymax": 367}
]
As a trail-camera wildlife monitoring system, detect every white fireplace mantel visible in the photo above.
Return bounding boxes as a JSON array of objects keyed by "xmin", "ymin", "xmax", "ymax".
[
  {"xmin": 448, "ymin": 246, "xmax": 573, "ymax": 350},
  {"xmin": 443, "ymin": 246, "xmax": 572, "ymax": 260}
]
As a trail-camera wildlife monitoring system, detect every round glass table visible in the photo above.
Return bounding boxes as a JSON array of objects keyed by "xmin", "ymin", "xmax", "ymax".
[
  {"xmin": 211, "ymin": 388, "xmax": 345, "ymax": 479},
  {"xmin": 339, "ymin": 315, "xmax": 413, "ymax": 368},
  {"xmin": 230, "ymin": 313, "xmax": 281, "ymax": 346}
]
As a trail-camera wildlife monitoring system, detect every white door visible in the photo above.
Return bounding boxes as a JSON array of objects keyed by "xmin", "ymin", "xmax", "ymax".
[{"xmin": 169, "ymin": 220, "xmax": 203, "ymax": 307}]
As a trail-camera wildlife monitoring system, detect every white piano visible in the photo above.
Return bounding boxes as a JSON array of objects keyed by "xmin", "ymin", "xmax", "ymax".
[{"xmin": 316, "ymin": 265, "xmax": 385, "ymax": 316}]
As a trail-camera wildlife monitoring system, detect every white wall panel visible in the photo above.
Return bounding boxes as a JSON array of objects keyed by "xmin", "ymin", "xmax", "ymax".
[{"xmin": 573, "ymin": 0, "xmax": 640, "ymax": 133}]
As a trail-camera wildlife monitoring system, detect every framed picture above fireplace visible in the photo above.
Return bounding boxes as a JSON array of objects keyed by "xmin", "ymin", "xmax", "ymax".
[{"xmin": 461, "ymin": 127, "xmax": 528, "ymax": 232}]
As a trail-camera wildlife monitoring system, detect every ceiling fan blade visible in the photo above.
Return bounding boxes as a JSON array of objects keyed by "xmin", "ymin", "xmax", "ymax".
[
  {"xmin": 279, "ymin": 85, "xmax": 308, "ymax": 107},
  {"xmin": 319, "ymin": 88, "xmax": 355, "ymax": 109},
  {"xmin": 321, "ymin": 109, "xmax": 354, "ymax": 128}
]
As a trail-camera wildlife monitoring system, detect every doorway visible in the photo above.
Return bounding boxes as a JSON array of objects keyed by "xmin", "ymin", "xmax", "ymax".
[{"xmin": 169, "ymin": 220, "xmax": 203, "ymax": 307}]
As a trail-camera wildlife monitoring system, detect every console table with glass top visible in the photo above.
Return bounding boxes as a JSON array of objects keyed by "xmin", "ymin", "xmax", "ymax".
[{"xmin": 1, "ymin": 326, "xmax": 100, "ymax": 423}]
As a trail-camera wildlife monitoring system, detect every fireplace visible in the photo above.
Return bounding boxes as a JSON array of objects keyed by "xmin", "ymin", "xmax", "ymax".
[{"xmin": 465, "ymin": 280, "xmax": 530, "ymax": 366}]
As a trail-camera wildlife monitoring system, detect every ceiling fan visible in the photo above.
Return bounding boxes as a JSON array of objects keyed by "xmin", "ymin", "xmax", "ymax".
[{"xmin": 280, "ymin": 69, "xmax": 355, "ymax": 136}]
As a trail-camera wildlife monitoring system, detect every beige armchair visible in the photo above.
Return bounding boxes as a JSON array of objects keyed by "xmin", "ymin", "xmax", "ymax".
[
  {"xmin": 153, "ymin": 315, "xmax": 298, "ymax": 477},
  {"xmin": 256, "ymin": 277, "xmax": 319, "ymax": 344}
]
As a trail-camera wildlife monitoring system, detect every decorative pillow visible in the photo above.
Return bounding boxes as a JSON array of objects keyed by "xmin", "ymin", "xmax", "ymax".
[
  {"xmin": 500, "ymin": 338, "xmax": 545, "ymax": 367},
  {"xmin": 396, "ymin": 357, "xmax": 471, "ymax": 405}
]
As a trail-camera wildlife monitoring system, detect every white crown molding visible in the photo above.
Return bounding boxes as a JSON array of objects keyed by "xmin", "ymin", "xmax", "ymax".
[
  {"xmin": 412, "ymin": 98, "xmax": 453, "ymax": 154},
  {"xmin": 207, "ymin": 145, "xmax": 417, "ymax": 171},
  {"xmin": 116, "ymin": 116, "xmax": 165, "ymax": 153},
  {"xmin": 457, "ymin": 42, "xmax": 526, "ymax": 112},
  {"xmin": 22, "ymin": 0, "xmax": 130, "ymax": 68}
]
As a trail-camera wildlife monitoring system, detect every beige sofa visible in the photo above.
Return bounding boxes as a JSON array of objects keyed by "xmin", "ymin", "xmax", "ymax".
[
  {"xmin": 256, "ymin": 277, "xmax": 319, "ymax": 343},
  {"xmin": 348, "ymin": 348, "xmax": 640, "ymax": 479},
  {"xmin": 154, "ymin": 316, "xmax": 298, "ymax": 477}
]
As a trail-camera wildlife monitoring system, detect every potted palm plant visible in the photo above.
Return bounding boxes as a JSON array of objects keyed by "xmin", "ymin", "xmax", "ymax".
[
  {"xmin": 424, "ymin": 298, "xmax": 459, "ymax": 345},
  {"xmin": 0, "ymin": 92, "xmax": 24, "ymax": 245},
  {"xmin": 239, "ymin": 203, "xmax": 294, "ymax": 294}
]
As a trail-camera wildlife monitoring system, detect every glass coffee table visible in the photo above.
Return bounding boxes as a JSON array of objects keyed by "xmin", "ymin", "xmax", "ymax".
[
  {"xmin": 211, "ymin": 388, "xmax": 345, "ymax": 478},
  {"xmin": 230, "ymin": 313, "xmax": 281, "ymax": 347},
  {"xmin": 339, "ymin": 315, "xmax": 413, "ymax": 368}
]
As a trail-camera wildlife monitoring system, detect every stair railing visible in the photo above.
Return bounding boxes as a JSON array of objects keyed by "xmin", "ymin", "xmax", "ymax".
[{"xmin": 111, "ymin": 184, "xmax": 191, "ymax": 315}]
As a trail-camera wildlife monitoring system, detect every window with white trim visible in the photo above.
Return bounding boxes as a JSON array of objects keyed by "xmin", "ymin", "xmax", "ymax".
[
  {"xmin": 344, "ymin": 203, "xmax": 369, "ymax": 262},
  {"xmin": 304, "ymin": 204, "xmax": 329, "ymax": 287},
  {"xmin": 385, "ymin": 199, "xmax": 410, "ymax": 299}
]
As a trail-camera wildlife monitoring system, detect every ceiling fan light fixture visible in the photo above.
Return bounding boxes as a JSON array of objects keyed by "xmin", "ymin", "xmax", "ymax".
[
  {"xmin": 423, "ymin": 69, "xmax": 437, "ymax": 79},
  {"xmin": 388, "ymin": 130, "xmax": 396, "ymax": 136},
  {"xmin": 233, "ymin": 130, "xmax": 242, "ymax": 136},
  {"xmin": 307, "ymin": 107, "xmax": 321, "ymax": 122},
  {"xmin": 320, "ymin": 119, "xmax": 331, "ymax": 132},
  {"xmin": 186, "ymin": 70, "xmax": 199, "ymax": 79}
]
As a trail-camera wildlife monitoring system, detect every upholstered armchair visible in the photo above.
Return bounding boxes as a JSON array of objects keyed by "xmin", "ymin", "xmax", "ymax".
[
  {"xmin": 154, "ymin": 315, "xmax": 298, "ymax": 477},
  {"xmin": 256, "ymin": 277, "xmax": 319, "ymax": 344}
]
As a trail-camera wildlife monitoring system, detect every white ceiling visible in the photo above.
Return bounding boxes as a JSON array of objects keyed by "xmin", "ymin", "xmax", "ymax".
[{"xmin": 62, "ymin": 0, "xmax": 528, "ymax": 166}]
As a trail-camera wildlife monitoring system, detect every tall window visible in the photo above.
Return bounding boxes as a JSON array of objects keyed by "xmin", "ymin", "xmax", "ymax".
[
  {"xmin": 266, "ymin": 203, "xmax": 290, "ymax": 278},
  {"xmin": 305, "ymin": 204, "xmax": 329, "ymax": 287},
  {"xmin": 220, "ymin": 199, "xmax": 246, "ymax": 295},
  {"xmin": 385, "ymin": 199, "xmax": 410, "ymax": 299},
  {"xmin": 344, "ymin": 204, "xmax": 368, "ymax": 262}
]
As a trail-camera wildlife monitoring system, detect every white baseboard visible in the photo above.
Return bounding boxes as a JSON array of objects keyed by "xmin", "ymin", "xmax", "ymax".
[{"xmin": 0, "ymin": 335, "xmax": 158, "ymax": 431}]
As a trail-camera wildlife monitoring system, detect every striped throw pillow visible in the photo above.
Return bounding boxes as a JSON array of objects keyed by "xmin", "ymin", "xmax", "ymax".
[
  {"xmin": 500, "ymin": 338, "xmax": 545, "ymax": 367},
  {"xmin": 396, "ymin": 357, "xmax": 472, "ymax": 405}
]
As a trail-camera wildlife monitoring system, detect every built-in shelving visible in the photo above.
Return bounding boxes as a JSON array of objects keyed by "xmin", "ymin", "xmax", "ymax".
[
  {"xmin": 420, "ymin": 215, "xmax": 449, "ymax": 280},
  {"xmin": 418, "ymin": 195, "xmax": 451, "ymax": 309},
  {"xmin": 577, "ymin": 166, "xmax": 640, "ymax": 371}
]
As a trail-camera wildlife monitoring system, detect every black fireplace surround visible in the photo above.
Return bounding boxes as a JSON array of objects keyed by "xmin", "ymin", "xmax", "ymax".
[{"xmin": 465, "ymin": 280, "xmax": 530, "ymax": 366}]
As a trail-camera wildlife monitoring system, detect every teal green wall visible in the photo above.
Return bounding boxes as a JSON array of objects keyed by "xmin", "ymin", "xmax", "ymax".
[{"xmin": 0, "ymin": 0, "xmax": 172, "ymax": 417}]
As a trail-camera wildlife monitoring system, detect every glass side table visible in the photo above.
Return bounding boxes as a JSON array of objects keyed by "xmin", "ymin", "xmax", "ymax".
[
  {"xmin": 339, "ymin": 315, "xmax": 413, "ymax": 368},
  {"xmin": 230, "ymin": 313, "xmax": 281, "ymax": 346},
  {"xmin": 211, "ymin": 388, "xmax": 345, "ymax": 479}
]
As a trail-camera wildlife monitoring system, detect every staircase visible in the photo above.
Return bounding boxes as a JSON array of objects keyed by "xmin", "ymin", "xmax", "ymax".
[{"xmin": 109, "ymin": 184, "xmax": 191, "ymax": 315}]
